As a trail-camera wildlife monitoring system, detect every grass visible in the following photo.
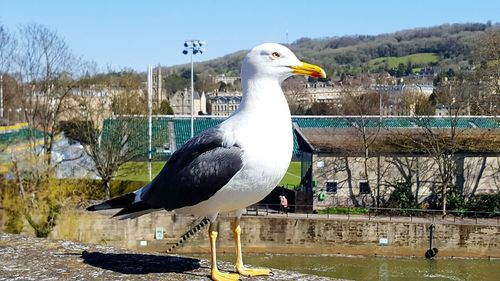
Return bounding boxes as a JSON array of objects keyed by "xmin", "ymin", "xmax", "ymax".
[
  {"xmin": 279, "ymin": 161, "xmax": 301, "ymax": 188},
  {"xmin": 317, "ymin": 207, "xmax": 369, "ymax": 215},
  {"xmin": 116, "ymin": 161, "xmax": 165, "ymax": 182},
  {"xmin": 116, "ymin": 160, "xmax": 302, "ymax": 189},
  {"xmin": 368, "ymin": 53, "xmax": 439, "ymax": 69}
]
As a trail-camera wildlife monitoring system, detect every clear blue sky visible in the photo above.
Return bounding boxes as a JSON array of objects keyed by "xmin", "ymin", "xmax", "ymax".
[{"xmin": 1, "ymin": 0, "xmax": 499, "ymax": 71}]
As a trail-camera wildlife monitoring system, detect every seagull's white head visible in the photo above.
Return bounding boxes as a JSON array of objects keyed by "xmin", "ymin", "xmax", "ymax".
[{"xmin": 241, "ymin": 43, "xmax": 326, "ymax": 83}]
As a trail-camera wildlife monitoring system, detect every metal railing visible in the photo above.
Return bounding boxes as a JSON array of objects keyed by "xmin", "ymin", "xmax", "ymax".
[{"xmin": 244, "ymin": 204, "xmax": 500, "ymax": 226}]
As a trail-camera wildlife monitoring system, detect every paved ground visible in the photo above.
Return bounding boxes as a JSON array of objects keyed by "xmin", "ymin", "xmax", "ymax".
[{"xmin": 0, "ymin": 233, "xmax": 336, "ymax": 281}]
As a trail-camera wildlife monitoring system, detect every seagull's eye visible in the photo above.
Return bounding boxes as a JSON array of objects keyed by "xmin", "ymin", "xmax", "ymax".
[{"xmin": 271, "ymin": 52, "xmax": 281, "ymax": 59}]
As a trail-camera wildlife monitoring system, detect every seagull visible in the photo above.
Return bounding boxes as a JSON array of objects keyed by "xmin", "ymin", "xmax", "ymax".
[{"xmin": 87, "ymin": 43, "xmax": 326, "ymax": 281}]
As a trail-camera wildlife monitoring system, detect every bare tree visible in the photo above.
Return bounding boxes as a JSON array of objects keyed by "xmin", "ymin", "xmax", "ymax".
[
  {"xmin": 68, "ymin": 75, "xmax": 146, "ymax": 199},
  {"xmin": 384, "ymin": 157, "xmax": 419, "ymax": 204},
  {"xmin": 283, "ymin": 76, "xmax": 308, "ymax": 115},
  {"xmin": 400, "ymin": 90, "xmax": 434, "ymax": 116},
  {"xmin": 3, "ymin": 24, "xmax": 80, "ymax": 237},
  {"xmin": 105, "ymin": 70, "xmax": 146, "ymax": 115},
  {"xmin": 15, "ymin": 23, "xmax": 79, "ymax": 166},
  {"xmin": 473, "ymin": 29, "xmax": 500, "ymax": 115},
  {"xmin": 340, "ymin": 90, "xmax": 383, "ymax": 206},
  {"xmin": 0, "ymin": 25, "xmax": 17, "ymax": 123},
  {"xmin": 0, "ymin": 24, "xmax": 17, "ymax": 73},
  {"xmin": 382, "ymin": 156, "xmax": 437, "ymax": 209},
  {"xmin": 415, "ymin": 122, "xmax": 458, "ymax": 215},
  {"xmin": 340, "ymin": 88, "xmax": 380, "ymax": 115}
]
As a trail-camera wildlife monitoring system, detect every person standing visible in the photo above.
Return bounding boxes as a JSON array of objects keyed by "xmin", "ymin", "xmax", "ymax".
[{"xmin": 279, "ymin": 194, "xmax": 288, "ymax": 214}]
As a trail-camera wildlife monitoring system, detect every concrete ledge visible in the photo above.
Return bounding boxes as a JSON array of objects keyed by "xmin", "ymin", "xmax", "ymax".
[{"xmin": 0, "ymin": 233, "xmax": 333, "ymax": 281}]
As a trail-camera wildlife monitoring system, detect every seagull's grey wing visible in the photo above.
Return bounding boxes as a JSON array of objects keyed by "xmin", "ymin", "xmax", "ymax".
[{"xmin": 141, "ymin": 127, "xmax": 243, "ymax": 210}]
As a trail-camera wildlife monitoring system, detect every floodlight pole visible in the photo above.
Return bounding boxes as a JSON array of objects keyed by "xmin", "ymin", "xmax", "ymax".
[
  {"xmin": 183, "ymin": 40, "xmax": 205, "ymax": 138},
  {"xmin": 147, "ymin": 64, "xmax": 153, "ymax": 181},
  {"xmin": 190, "ymin": 51, "xmax": 194, "ymax": 138},
  {"xmin": 379, "ymin": 91, "xmax": 382, "ymax": 122}
]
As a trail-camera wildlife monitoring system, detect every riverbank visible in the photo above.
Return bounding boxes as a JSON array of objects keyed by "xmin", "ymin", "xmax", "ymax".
[{"xmin": 37, "ymin": 210, "xmax": 500, "ymax": 259}]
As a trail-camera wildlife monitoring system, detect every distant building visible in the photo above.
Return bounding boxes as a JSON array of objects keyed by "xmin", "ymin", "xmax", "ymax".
[
  {"xmin": 370, "ymin": 84, "xmax": 434, "ymax": 96},
  {"xmin": 370, "ymin": 83, "xmax": 434, "ymax": 116},
  {"xmin": 169, "ymin": 89, "xmax": 207, "ymax": 115},
  {"xmin": 211, "ymin": 90, "xmax": 242, "ymax": 97},
  {"xmin": 58, "ymin": 88, "xmax": 115, "ymax": 126},
  {"xmin": 435, "ymin": 103, "xmax": 470, "ymax": 116},
  {"xmin": 296, "ymin": 86, "xmax": 363, "ymax": 105},
  {"xmin": 287, "ymin": 82, "xmax": 364, "ymax": 109},
  {"xmin": 213, "ymin": 74, "xmax": 240, "ymax": 85},
  {"xmin": 207, "ymin": 95, "xmax": 242, "ymax": 116}
]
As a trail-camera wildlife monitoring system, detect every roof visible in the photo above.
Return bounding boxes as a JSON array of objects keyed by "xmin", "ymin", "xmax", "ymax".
[
  {"xmin": 172, "ymin": 90, "xmax": 201, "ymax": 100},
  {"xmin": 295, "ymin": 126, "xmax": 500, "ymax": 156},
  {"xmin": 209, "ymin": 96, "xmax": 242, "ymax": 103},
  {"xmin": 292, "ymin": 116, "xmax": 499, "ymax": 129},
  {"xmin": 93, "ymin": 116, "xmax": 500, "ymax": 159}
]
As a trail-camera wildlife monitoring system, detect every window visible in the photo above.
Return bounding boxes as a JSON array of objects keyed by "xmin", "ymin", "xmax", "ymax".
[
  {"xmin": 359, "ymin": 181, "xmax": 371, "ymax": 194},
  {"xmin": 326, "ymin": 181, "xmax": 337, "ymax": 193}
]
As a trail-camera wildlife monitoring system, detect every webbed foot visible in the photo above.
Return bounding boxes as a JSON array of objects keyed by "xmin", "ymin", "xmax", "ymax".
[
  {"xmin": 236, "ymin": 265, "xmax": 272, "ymax": 277},
  {"xmin": 211, "ymin": 268, "xmax": 240, "ymax": 281}
]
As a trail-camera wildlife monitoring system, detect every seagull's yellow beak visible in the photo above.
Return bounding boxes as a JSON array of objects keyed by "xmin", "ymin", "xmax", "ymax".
[{"xmin": 290, "ymin": 62, "xmax": 326, "ymax": 78}]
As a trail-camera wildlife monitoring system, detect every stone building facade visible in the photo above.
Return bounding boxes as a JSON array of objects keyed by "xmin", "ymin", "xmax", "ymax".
[
  {"xmin": 294, "ymin": 126, "xmax": 500, "ymax": 210},
  {"xmin": 169, "ymin": 89, "xmax": 206, "ymax": 115},
  {"xmin": 207, "ymin": 95, "xmax": 242, "ymax": 116}
]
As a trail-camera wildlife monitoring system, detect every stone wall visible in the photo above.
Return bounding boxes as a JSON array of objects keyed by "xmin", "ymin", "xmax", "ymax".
[{"xmin": 30, "ymin": 210, "xmax": 500, "ymax": 258}]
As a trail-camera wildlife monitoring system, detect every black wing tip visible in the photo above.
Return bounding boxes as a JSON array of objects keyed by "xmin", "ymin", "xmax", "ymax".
[
  {"xmin": 86, "ymin": 202, "xmax": 111, "ymax": 211},
  {"xmin": 86, "ymin": 193, "xmax": 137, "ymax": 212},
  {"xmin": 111, "ymin": 202, "xmax": 152, "ymax": 218}
]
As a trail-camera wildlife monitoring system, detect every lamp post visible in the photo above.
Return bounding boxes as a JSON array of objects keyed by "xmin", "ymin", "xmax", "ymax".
[
  {"xmin": 147, "ymin": 64, "xmax": 153, "ymax": 181},
  {"xmin": 183, "ymin": 40, "xmax": 205, "ymax": 138}
]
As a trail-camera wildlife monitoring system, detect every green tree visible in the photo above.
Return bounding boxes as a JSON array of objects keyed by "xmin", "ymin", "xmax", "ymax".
[
  {"xmin": 163, "ymin": 74, "xmax": 189, "ymax": 94},
  {"xmin": 405, "ymin": 60, "xmax": 413, "ymax": 75},
  {"xmin": 385, "ymin": 182, "xmax": 419, "ymax": 211},
  {"xmin": 156, "ymin": 100, "xmax": 174, "ymax": 115},
  {"xmin": 397, "ymin": 63, "xmax": 406, "ymax": 77},
  {"xmin": 180, "ymin": 69, "xmax": 198, "ymax": 82},
  {"xmin": 218, "ymin": 81, "xmax": 227, "ymax": 92}
]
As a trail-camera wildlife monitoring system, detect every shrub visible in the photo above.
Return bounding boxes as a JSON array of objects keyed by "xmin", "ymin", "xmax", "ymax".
[
  {"xmin": 446, "ymin": 185, "xmax": 466, "ymax": 212},
  {"xmin": 318, "ymin": 207, "xmax": 368, "ymax": 215},
  {"xmin": 2, "ymin": 187, "xmax": 24, "ymax": 234},
  {"xmin": 385, "ymin": 182, "xmax": 419, "ymax": 210},
  {"xmin": 466, "ymin": 193, "xmax": 500, "ymax": 213}
]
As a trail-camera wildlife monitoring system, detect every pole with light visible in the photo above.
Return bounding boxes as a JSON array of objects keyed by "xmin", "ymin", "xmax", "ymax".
[
  {"xmin": 147, "ymin": 64, "xmax": 153, "ymax": 181},
  {"xmin": 183, "ymin": 40, "xmax": 205, "ymax": 138}
]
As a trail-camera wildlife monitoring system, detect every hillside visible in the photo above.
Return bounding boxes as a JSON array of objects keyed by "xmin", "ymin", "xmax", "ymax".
[
  {"xmin": 170, "ymin": 22, "xmax": 498, "ymax": 79},
  {"xmin": 368, "ymin": 53, "xmax": 439, "ymax": 71}
]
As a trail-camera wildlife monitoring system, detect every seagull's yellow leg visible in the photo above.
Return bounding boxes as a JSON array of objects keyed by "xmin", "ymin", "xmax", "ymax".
[
  {"xmin": 233, "ymin": 218, "xmax": 272, "ymax": 277},
  {"xmin": 209, "ymin": 223, "xmax": 240, "ymax": 281}
]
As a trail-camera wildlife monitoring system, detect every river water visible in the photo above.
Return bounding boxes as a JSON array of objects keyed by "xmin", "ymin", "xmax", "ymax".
[{"xmin": 192, "ymin": 253, "xmax": 499, "ymax": 280}]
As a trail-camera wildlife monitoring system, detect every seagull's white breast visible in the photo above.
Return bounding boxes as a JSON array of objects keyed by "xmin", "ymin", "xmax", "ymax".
[{"xmin": 175, "ymin": 80, "xmax": 293, "ymax": 217}]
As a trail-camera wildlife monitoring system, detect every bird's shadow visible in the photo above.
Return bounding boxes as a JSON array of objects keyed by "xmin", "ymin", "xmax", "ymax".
[{"xmin": 81, "ymin": 250, "xmax": 202, "ymax": 274}]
